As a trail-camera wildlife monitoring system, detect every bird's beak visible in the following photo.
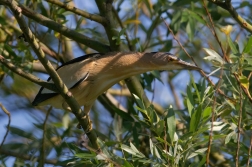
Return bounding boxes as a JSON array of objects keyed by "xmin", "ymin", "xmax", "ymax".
[
  {"xmin": 174, "ymin": 58, "xmax": 200, "ymax": 70},
  {"xmin": 161, "ymin": 53, "xmax": 200, "ymax": 71}
]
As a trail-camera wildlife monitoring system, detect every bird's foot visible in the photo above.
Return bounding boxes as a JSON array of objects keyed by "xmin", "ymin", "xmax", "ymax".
[{"xmin": 77, "ymin": 115, "xmax": 93, "ymax": 134}]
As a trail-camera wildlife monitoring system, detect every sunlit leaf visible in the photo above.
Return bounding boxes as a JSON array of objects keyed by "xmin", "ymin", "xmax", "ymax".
[
  {"xmin": 239, "ymin": 75, "xmax": 249, "ymax": 89},
  {"xmin": 133, "ymin": 94, "xmax": 145, "ymax": 110},
  {"xmin": 187, "ymin": 148, "xmax": 208, "ymax": 159},
  {"xmin": 167, "ymin": 105, "xmax": 176, "ymax": 143},
  {"xmin": 202, "ymin": 107, "xmax": 211, "ymax": 120},
  {"xmin": 123, "ymin": 19, "xmax": 141, "ymax": 24},
  {"xmin": 220, "ymin": 25, "xmax": 232, "ymax": 36},
  {"xmin": 149, "ymin": 138, "xmax": 154, "ymax": 156},
  {"xmin": 203, "ymin": 48, "xmax": 225, "ymax": 65}
]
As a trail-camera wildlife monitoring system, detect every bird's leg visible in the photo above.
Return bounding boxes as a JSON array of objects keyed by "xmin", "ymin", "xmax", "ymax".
[
  {"xmin": 79, "ymin": 105, "xmax": 92, "ymax": 133},
  {"xmin": 73, "ymin": 105, "xmax": 92, "ymax": 133},
  {"xmin": 62, "ymin": 102, "xmax": 92, "ymax": 133}
]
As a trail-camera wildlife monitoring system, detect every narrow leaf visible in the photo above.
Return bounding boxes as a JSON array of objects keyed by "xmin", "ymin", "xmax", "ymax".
[
  {"xmin": 239, "ymin": 75, "xmax": 249, "ymax": 89},
  {"xmin": 190, "ymin": 105, "xmax": 202, "ymax": 132},
  {"xmin": 133, "ymin": 94, "xmax": 145, "ymax": 110},
  {"xmin": 186, "ymin": 85, "xmax": 194, "ymax": 117},
  {"xmin": 149, "ymin": 138, "xmax": 154, "ymax": 155},
  {"xmin": 203, "ymin": 48, "xmax": 225, "ymax": 65},
  {"xmin": 167, "ymin": 105, "xmax": 176, "ymax": 143},
  {"xmin": 243, "ymin": 36, "xmax": 252, "ymax": 53},
  {"xmin": 227, "ymin": 36, "xmax": 239, "ymax": 54}
]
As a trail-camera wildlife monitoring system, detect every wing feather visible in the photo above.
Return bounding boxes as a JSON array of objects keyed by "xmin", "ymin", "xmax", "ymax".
[{"xmin": 32, "ymin": 53, "xmax": 97, "ymax": 106}]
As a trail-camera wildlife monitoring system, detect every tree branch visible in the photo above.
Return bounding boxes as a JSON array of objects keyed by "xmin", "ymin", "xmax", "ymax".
[
  {"xmin": 0, "ymin": 103, "xmax": 11, "ymax": 149},
  {"xmin": 4, "ymin": 0, "xmax": 100, "ymax": 151},
  {"xmin": 45, "ymin": 0, "xmax": 107, "ymax": 25},
  {"xmin": 95, "ymin": 0, "xmax": 152, "ymax": 120},
  {"xmin": 15, "ymin": 2, "xmax": 110, "ymax": 53},
  {"xmin": 0, "ymin": 55, "xmax": 57, "ymax": 92},
  {"xmin": 208, "ymin": 0, "xmax": 252, "ymax": 33},
  {"xmin": 2, "ymin": 18, "xmax": 64, "ymax": 61}
]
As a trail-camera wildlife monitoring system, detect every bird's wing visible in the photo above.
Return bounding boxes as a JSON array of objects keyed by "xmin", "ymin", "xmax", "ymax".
[{"xmin": 32, "ymin": 53, "xmax": 100, "ymax": 106}]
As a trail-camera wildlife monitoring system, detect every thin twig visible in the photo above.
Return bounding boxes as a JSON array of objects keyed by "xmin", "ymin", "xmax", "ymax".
[
  {"xmin": 202, "ymin": 0, "xmax": 227, "ymax": 61},
  {"xmin": 112, "ymin": 7, "xmax": 134, "ymax": 51},
  {"xmin": 38, "ymin": 106, "xmax": 52, "ymax": 167},
  {"xmin": 81, "ymin": 138, "xmax": 122, "ymax": 167},
  {"xmin": 161, "ymin": 17, "xmax": 197, "ymax": 64},
  {"xmin": 163, "ymin": 123, "xmax": 169, "ymax": 165},
  {"xmin": 168, "ymin": 73, "xmax": 182, "ymax": 110},
  {"xmin": 247, "ymin": 72, "xmax": 252, "ymax": 81},
  {"xmin": 4, "ymin": 0, "xmax": 99, "ymax": 151},
  {"xmin": 206, "ymin": 68, "xmax": 223, "ymax": 166},
  {"xmin": 208, "ymin": 0, "xmax": 252, "ymax": 33},
  {"xmin": 3, "ymin": 19, "xmax": 63, "ymax": 61},
  {"xmin": 161, "ymin": 17, "xmax": 232, "ymax": 102},
  {"xmin": 45, "ymin": 0, "xmax": 107, "ymax": 25},
  {"xmin": 0, "ymin": 103, "xmax": 11, "ymax": 149},
  {"xmin": 0, "ymin": 55, "xmax": 58, "ymax": 92},
  {"xmin": 16, "ymin": 1, "xmax": 110, "ymax": 52},
  {"xmin": 202, "ymin": 0, "xmax": 252, "ymax": 104},
  {"xmin": 235, "ymin": 85, "xmax": 243, "ymax": 167},
  {"xmin": 200, "ymin": 1, "xmax": 227, "ymax": 165}
]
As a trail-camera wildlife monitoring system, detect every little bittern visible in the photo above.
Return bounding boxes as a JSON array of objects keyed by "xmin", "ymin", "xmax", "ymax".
[{"xmin": 32, "ymin": 52, "xmax": 199, "ymax": 114}]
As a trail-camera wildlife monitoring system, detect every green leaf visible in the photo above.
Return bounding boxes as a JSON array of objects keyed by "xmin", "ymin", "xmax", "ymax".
[
  {"xmin": 4, "ymin": 44, "xmax": 18, "ymax": 58},
  {"xmin": 243, "ymin": 36, "xmax": 252, "ymax": 53},
  {"xmin": 239, "ymin": 75, "xmax": 249, "ymax": 89},
  {"xmin": 188, "ymin": 10, "xmax": 206, "ymax": 24},
  {"xmin": 62, "ymin": 113, "xmax": 70, "ymax": 129},
  {"xmin": 186, "ymin": 85, "xmax": 194, "ymax": 117},
  {"xmin": 154, "ymin": 146, "xmax": 161, "ymax": 159},
  {"xmin": 133, "ymin": 94, "xmax": 145, "ymax": 110},
  {"xmin": 227, "ymin": 36, "xmax": 239, "ymax": 54},
  {"xmin": 147, "ymin": 104, "xmax": 159, "ymax": 124},
  {"xmin": 167, "ymin": 105, "xmax": 176, "ymax": 143},
  {"xmin": 202, "ymin": 107, "xmax": 212, "ymax": 120},
  {"xmin": 200, "ymin": 79, "xmax": 206, "ymax": 101},
  {"xmin": 190, "ymin": 105, "xmax": 202, "ymax": 132},
  {"xmin": 75, "ymin": 153, "xmax": 96, "ymax": 158},
  {"xmin": 112, "ymin": 36, "xmax": 118, "ymax": 40},
  {"xmin": 186, "ymin": 18, "xmax": 195, "ymax": 41},
  {"xmin": 121, "ymin": 143, "xmax": 145, "ymax": 158},
  {"xmin": 203, "ymin": 48, "xmax": 225, "ymax": 65},
  {"xmin": 187, "ymin": 148, "xmax": 208, "ymax": 159},
  {"xmin": 114, "ymin": 108, "xmax": 134, "ymax": 121},
  {"xmin": 190, "ymin": 72, "xmax": 201, "ymax": 102},
  {"xmin": 225, "ymin": 131, "xmax": 236, "ymax": 144},
  {"xmin": 150, "ymin": 70, "xmax": 163, "ymax": 84},
  {"xmin": 212, "ymin": 122, "xmax": 226, "ymax": 131},
  {"xmin": 122, "ymin": 160, "xmax": 134, "ymax": 167},
  {"xmin": 9, "ymin": 127, "xmax": 35, "ymax": 140},
  {"xmin": 119, "ymin": 28, "xmax": 127, "ymax": 36},
  {"xmin": 149, "ymin": 138, "xmax": 154, "ymax": 156},
  {"xmin": 154, "ymin": 120, "xmax": 165, "ymax": 136}
]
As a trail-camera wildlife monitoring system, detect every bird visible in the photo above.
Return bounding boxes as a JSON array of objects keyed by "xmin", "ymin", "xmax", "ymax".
[{"xmin": 32, "ymin": 52, "xmax": 199, "ymax": 114}]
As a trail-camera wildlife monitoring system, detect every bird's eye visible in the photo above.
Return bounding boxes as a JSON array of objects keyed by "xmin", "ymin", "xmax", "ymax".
[{"xmin": 168, "ymin": 56, "xmax": 177, "ymax": 61}]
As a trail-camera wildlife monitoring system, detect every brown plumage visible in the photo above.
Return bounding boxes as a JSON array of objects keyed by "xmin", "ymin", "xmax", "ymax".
[{"xmin": 32, "ymin": 52, "xmax": 199, "ymax": 113}]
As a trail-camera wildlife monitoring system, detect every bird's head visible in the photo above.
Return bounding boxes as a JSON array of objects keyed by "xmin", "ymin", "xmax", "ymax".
[{"xmin": 143, "ymin": 52, "xmax": 200, "ymax": 71}]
